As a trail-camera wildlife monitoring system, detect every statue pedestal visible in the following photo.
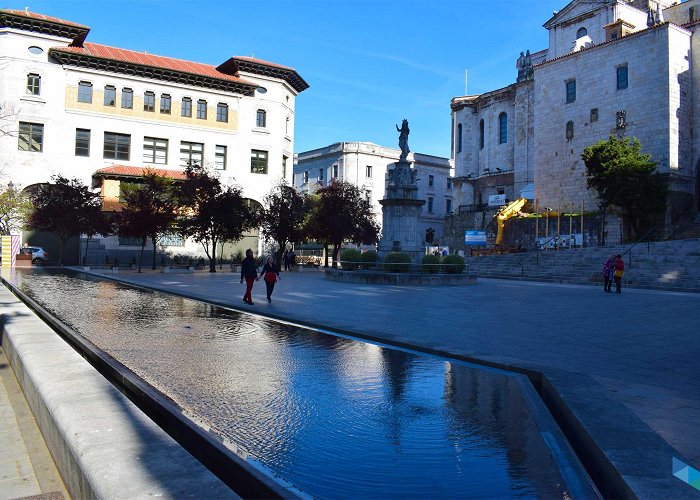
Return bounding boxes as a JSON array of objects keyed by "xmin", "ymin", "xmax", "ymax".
[{"xmin": 377, "ymin": 159, "xmax": 426, "ymax": 264}]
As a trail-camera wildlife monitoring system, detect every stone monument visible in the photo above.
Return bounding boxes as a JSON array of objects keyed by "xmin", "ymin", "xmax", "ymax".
[{"xmin": 377, "ymin": 119, "xmax": 426, "ymax": 264}]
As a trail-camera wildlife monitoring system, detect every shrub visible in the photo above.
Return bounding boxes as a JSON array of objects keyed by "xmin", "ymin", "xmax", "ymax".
[
  {"xmin": 442, "ymin": 254, "xmax": 465, "ymax": 274},
  {"xmin": 421, "ymin": 254, "xmax": 441, "ymax": 273},
  {"xmin": 340, "ymin": 248, "xmax": 362, "ymax": 270},
  {"xmin": 383, "ymin": 252, "xmax": 412, "ymax": 273},
  {"xmin": 358, "ymin": 250, "xmax": 378, "ymax": 269}
]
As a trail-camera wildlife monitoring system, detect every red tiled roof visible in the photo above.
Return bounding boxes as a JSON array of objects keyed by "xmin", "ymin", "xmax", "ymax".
[
  {"xmin": 52, "ymin": 43, "xmax": 256, "ymax": 86},
  {"xmin": 94, "ymin": 165, "xmax": 187, "ymax": 180},
  {"xmin": 0, "ymin": 9, "xmax": 89, "ymax": 29}
]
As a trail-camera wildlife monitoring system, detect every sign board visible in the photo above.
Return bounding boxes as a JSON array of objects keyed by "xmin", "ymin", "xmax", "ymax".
[
  {"xmin": 488, "ymin": 194, "xmax": 506, "ymax": 206},
  {"xmin": 464, "ymin": 230, "xmax": 487, "ymax": 245}
]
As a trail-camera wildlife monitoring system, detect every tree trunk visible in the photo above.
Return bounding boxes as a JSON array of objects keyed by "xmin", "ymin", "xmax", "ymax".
[
  {"xmin": 209, "ymin": 240, "xmax": 217, "ymax": 272},
  {"xmin": 332, "ymin": 243, "xmax": 340, "ymax": 268},
  {"xmin": 57, "ymin": 235, "xmax": 67, "ymax": 266},
  {"xmin": 276, "ymin": 239, "xmax": 285, "ymax": 270},
  {"xmin": 138, "ymin": 244, "xmax": 145, "ymax": 273},
  {"xmin": 151, "ymin": 236, "xmax": 158, "ymax": 270},
  {"xmin": 323, "ymin": 243, "xmax": 329, "ymax": 267}
]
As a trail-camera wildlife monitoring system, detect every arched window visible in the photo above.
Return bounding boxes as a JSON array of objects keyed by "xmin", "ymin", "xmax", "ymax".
[
  {"xmin": 479, "ymin": 119, "xmax": 484, "ymax": 150},
  {"xmin": 576, "ymin": 27, "xmax": 587, "ymax": 38},
  {"xmin": 498, "ymin": 113, "xmax": 507, "ymax": 144},
  {"xmin": 457, "ymin": 123, "xmax": 462, "ymax": 153}
]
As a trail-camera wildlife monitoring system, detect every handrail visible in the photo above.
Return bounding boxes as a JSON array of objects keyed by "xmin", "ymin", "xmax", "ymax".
[{"xmin": 621, "ymin": 224, "xmax": 659, "ymax": 269}]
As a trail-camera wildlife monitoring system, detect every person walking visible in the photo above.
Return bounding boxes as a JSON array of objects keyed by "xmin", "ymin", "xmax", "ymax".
[
  {"xmin": 260, "ymin": 256, "xmax": 281, "ymax": 303},
  {"xmin": 240, "ymin": 249, "xmax": 258, "ymax": 305},
  {"xmin": 613, "ymin": 254, "xmax": 625, "ymax": 294},
  {"xmin": 602, "ymin": 255, "xmax": 615, "ymax": 293},
  {"xmin": 282, "ymin": 249, "xmax": 290, "ymax": 271}
]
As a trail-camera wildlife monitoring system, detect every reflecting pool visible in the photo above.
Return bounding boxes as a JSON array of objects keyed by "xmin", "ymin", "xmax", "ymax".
[{"xmin": 8, "ymin": 269, "xmax": 575, "ymax": 498}]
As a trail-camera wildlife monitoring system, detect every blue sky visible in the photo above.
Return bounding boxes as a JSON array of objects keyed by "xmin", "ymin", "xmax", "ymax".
[{"xmin": 15, "ymin": 0, "xmax": 563, "ymax": 156}]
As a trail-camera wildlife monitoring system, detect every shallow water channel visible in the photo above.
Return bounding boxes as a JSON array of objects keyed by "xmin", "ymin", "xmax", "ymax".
[{"xmin": 9, "ymin": 269, "xmax": 574, "ymax": 498}]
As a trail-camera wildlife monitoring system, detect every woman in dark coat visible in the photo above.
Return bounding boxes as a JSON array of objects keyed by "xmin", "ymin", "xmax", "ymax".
[
  {"xmin": 259, "ymin": 256, "xmax": 281, "ymax": 303},
  {"xmin": 240, "ymin": 249, "xmax": 258, "ymax": 304}
]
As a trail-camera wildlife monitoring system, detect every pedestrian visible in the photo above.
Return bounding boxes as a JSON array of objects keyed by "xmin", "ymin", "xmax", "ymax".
[
  {"xmin": 602, "ymin": 255, "xmax": 615, "ymax": 293},
  {"xmin": 289, "ymin": 249, "xmax": 296, "ymax": 269},
  {"xmin": 260, "ymin": 256, "xmax": 281, "ymax": 303},
  {"xmin": 282, "ymin": 249, "xmax": 289, "ymax": 271},
  {"xmin": 613, "ymin": 254, "xmax": 625, "ymax": 294},
  {"xmin": 240, "ymin": 249, "xmax": 258, "ymax": 305}
]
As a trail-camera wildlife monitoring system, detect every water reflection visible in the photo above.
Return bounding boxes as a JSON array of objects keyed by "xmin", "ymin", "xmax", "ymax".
[{"xmin": 8, "ymin": 269, "xmax": 569, "ymax": 498}]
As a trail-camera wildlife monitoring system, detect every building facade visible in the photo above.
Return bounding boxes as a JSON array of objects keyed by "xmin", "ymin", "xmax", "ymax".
[
  {"xmin": 0, "ymin": 9, "xmax": 307, "ymax": 261},
  {"xmin": 451, "ymin": 0, "xmax": 699, "ymax": 242},
  {"xmin": 294, "ymin": 142, "xmax": 454, "ymax": 246}
]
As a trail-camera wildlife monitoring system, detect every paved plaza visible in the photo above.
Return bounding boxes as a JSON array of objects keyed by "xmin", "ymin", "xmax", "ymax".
[{"xmin": 89, "ymin": 268, "xmax": 700, "ymax": 474}]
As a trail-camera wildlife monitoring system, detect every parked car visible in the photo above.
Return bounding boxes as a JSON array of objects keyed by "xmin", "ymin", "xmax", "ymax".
[{"xmin": 24, "ymin": 246, "xmax": 48, "ymax": 264}]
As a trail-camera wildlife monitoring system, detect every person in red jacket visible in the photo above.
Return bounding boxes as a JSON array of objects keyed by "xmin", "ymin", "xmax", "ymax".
[{"xmin": 613, "ymin": 254, "xmax": 625, "ymax": 294}]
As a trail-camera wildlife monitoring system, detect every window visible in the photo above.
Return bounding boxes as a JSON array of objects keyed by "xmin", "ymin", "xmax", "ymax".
[
  {"xmin": 428, "ymin": 175, "xmax": 434, "ymax": 187},
  {"xmin": 566, "ymin": 120, "xmax": 574, "ymax": 140},
  {"xmin": 159, "ymin": 233, "xmax": 184, "ymax": 247},
  {"xmin": 78, "ymin": 81, "xmax": 92, "ymax": 103},
  {"xmin": 180, "ymin": 141, "xmax": 203, "ymax": 167},
  {"xmin": 283, "ymin": 155, "xmax": 288, "ymax": 178},
  {"xmin": 428, "ymin": 197, "xmax": 434, "ymax": 212},
  {"xmin": 256, "ymin": 109, "xmax": 266, "ymax": 127},
  {"xmin": 160, "ymin": 94, "xmax": 171, "ymax": 114},
  {"xmin": 26, "ymin": 73, "xmax": 40, "ymax": 95},
  {"xmin": 566, "ymin": 80, "xmax": 576, "ymax": 103},
  {"xmin": 144, "ymin": 91, "xmax": 155, "ymax": 112},
  {"xmin": 446, "ymin": 199, "xmax": 452, "ymax": 214},
  {"xmin": 617, "ymin": 65, "xmax": 628, "ymax": 90},
  {"xmin": 457, "ymin": 123, "xmax": 462, "ymax": 153},
  {"xmin": 303, "ymin": 171, "xmax": 309, "ymax": 183},
  {"xmin": 18, "ymin": 122, "xmax": 43, "ymax": 152},
  {"xmin": 479, "ymin": 119, "xmax": 484, "ymax": 150},
  {"xmin": 498, "ymin": 113, "xmax": 508, "ymax": 144},
  {"xmin": 121, "ymin": 88, "xmax": 133, "ymax": 109},
  {"xmin": 366, "ymin": 165, "xmax": 372, "ymax": 178},
  {"xmin": 197, "ymin": 99, "xmax": 207, "ymax": 119},
  {"xmin": 179, "ymin": 97, "xmax": 192, "ymax": 117},
  {"xmin": 251, "ymin": 149, "xmax": 268, "ymax": 174},
  {"xmin": 143, "ymin": 137, "xmax": 168, "ymax": 164},
  {"xmin": 119, "ymin": 236, "xmax": 142, "ymax": 246},
  {"xmin": 447, "ymin": 178, "xmax": 452, "ymax": 190},
  {"xmin": 103, "ymin": 85, "xmax": 116, "ymax": 106},
  {"xmin": 576, "ymin": 27, "xmax": 587, "ymax": 38},
  {"xmin": 75, "ymin": 128, "xmax": 90, "ymax": 156},
  {"xmin": 590, "ymin": 108, "xmax": 599, "ymax": 123},
  {"xmin": 215, "ymin": 145, "xmax": 227, "ymax": 170},
  {"xmin": 333, "ymin": 164, "xmax": 338, "ymax": 178},
  {"xmin": 216, "ymin": 103, "xmax": 228, "ymax": 122},
  {"xmin": 104, "ymin": 132, "xmax": 130, "ymax": 160},
  {"xmin": 319, "ymin": 168, "xmax": 324, "ymax": 181}
]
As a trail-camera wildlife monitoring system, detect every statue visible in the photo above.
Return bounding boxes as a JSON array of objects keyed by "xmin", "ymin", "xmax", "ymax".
[
  {"xmin": 516, "ymin": 50, "xmax": 533, "ymax": 82},
  {"xmin": 396, "ymin": 119, "xmax": 410, "ymax": 159}
]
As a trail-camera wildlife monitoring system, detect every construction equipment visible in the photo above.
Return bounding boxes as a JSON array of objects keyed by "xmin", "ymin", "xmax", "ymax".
[{"xmin": 494, "ymin": 198, "xmax": 527, "ymax": 246}]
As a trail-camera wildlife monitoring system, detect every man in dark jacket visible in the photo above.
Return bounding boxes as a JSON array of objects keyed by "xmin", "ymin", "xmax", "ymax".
[{"xmin": 240, "ymin": 249, "xmax": 258, "ymax": 304}]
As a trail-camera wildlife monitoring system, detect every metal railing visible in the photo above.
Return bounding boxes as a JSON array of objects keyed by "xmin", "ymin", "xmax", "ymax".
[{"xmin": 621, "ymin": 224, "xmax": 659, "ymax": 269}]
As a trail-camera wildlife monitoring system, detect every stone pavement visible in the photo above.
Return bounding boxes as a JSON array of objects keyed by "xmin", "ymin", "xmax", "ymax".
[
  {"xmin": 88, "ymin": 267, "xmax": 700, "ymax": 477},
  {"xmin": 0, "ymin": 347, "xmax": 67, "ymax": 500}
]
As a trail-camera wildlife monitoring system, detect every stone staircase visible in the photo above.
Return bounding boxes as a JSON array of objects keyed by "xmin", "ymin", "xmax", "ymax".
[{"xmin": 465, "ymin": 238, "xmax": 700, "ymax": 292}]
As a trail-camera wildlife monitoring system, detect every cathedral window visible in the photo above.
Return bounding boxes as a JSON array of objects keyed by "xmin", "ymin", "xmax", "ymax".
[
  {"xmin": 457, "ymin": 123, "xmax": 462, "ymax": 153},
  {"xmin": 498, "ymin": 113, "xmax": 507, "ymax": 144},
  {"xmin": 479, "ymin": 119, "xmax": 484, "ymax": 149},
  {"xmin": 566, "ymin": 121, "xmax": 574, "ymax": 140},
  {"xmin": 566, "ymin": 80, "xmax": 576, "ymax": 103},
  {"xmin": 576, "ymin": 27, "xmax": 587, "ymax": 39},
  {"xmin": 617, "ymin": 65, "xmax": 628, "ymax": 90}
]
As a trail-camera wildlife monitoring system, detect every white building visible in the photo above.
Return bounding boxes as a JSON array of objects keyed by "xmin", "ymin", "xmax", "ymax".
[
  {"xmin": 294, "ymin": 142, "xmax": 454, "ymax": 245},
  {"xmin": 0, "ymin": 9, "xmax": 307, "ymax": 261},
  {"xmin": 451, "ymin": 0, "xmax": 699, "ymax": 241}
]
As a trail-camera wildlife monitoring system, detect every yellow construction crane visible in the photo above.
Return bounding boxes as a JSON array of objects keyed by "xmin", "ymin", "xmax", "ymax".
[{"xmin": 495, "ymin": 198, "xmax": 527, "ymax": 246}]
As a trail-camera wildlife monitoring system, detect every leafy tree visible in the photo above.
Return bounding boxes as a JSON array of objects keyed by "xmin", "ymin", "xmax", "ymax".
[
  {"xmin": 304, "ymin": 180, "xmax": 380, "ymax": 267},
  {"xmin": 583, "ymin": 136, "xmax": 668, "ymax": 238},
  {"xmin": 178, "ymin": 162, "xmax": 253, "ymax": 272},
  {"xmin": 261, "ymin": 180, "xmax": 307, "ymax": 268},
  {"xmin": 0, "ymin": 183, "xmax": 31, "ymax": 235},
  {"xmin": 115, "ymin": 171, "xmax": 178, "ymax": 271},
  {"xmin": 27, "ymin": 175, "xmax": 104, "ymax": 265}
]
